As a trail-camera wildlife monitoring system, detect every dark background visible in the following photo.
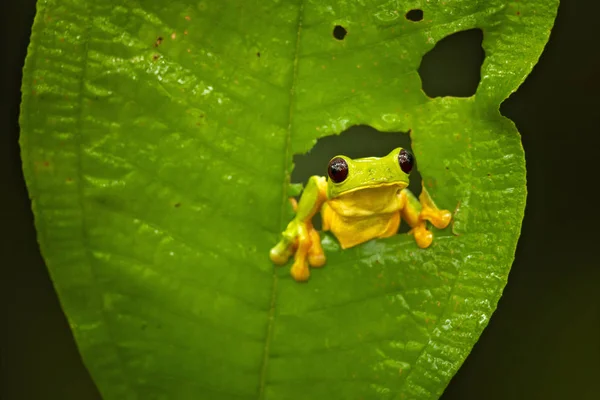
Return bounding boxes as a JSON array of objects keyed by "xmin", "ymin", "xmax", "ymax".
[{"xmin": 2, "ymin": 1, "xmax": 599, "ymax": 399}]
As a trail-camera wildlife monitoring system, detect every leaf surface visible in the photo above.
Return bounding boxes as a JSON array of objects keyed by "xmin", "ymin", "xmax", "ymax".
[{"xmin": 20, "ymin": 0, "xmax": 558, "ymax": 399}]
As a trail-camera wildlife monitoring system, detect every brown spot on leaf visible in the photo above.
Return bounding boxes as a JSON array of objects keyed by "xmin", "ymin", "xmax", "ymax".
[
  {"xmin": 174, "ymin": 203, "xmax": 181, "ymax": 208},
  {"xmin": 154, "ymin": 36, "xmax": 163, "ymax": 47},
  {"xmin": 185, "ymin": 15, "xmax": 191, "ymax": 21},
  {"xmin": 152, "ymin": 54, "xmax": 160, "ymax": 61}
]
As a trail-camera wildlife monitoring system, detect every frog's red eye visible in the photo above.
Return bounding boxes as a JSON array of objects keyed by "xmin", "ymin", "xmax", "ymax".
[
  {"xmin": 328, "ymin": 157, "xmax": 349, "ymax": 183},
  {"xmin": 398, "ymin": 149, "xmax": 414, "ymax": 173}
]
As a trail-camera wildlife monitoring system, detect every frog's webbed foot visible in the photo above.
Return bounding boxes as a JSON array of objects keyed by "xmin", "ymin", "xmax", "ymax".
[
  {"xmin": 269, "ymin": 219, "xmax": 325, "ymax": 282},
  {"xmin": 403, "ymin": 186, "xmax": 452, "ymax": 249},
  {"xmin": 270, "ymin": 177, "xmax": 328, "ymax": 281},
  {"xmin": 419, "ymin": 188, "xmax": 452, "ymax": 228}
]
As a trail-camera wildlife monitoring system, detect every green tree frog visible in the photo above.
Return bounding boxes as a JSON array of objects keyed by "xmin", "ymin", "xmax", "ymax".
[{"xmin": 270, "ymin": 148, "xmax": 452, "ymax": 282}]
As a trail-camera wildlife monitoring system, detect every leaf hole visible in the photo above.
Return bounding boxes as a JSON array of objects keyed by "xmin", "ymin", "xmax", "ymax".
[
  {"xmin": 405, "ymin": 9, "xmax": 424, "ymax": 22},
  {"xmin": 333, "ymin": 25, "xmax": 347, "ymax": 40},
  {"xmin": 418, "ymin": 28, "xmax": 485, "ymax": 98},
  {"xmin": 292, "ymin": 125, "xmax": 422, "ymax": 233}
]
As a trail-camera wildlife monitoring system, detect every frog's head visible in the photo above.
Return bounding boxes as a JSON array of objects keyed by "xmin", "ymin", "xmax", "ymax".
[{"xmin": 326, "ymin": 147, "xmax": 415, "ymax": 198}]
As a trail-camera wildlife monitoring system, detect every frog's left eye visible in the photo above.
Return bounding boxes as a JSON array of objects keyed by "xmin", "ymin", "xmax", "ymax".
[
  {"xmin": 398, "ymin": 149, "xmax": 414, "ymax": 173},
  {"xmin": 328, "ymin": 157, "xmax": 349, "ymax": 183}
]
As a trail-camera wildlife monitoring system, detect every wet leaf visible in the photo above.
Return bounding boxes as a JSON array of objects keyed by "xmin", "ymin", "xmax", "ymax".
[{"xmin": 20, "ymin": 0, "xmax": 558, "ymax": 399}]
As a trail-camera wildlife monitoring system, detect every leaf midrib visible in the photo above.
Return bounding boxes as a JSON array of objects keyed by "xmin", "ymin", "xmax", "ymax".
[{"xmin": 258, "ymin": 1, "xmax": 305, "ymax": 399}]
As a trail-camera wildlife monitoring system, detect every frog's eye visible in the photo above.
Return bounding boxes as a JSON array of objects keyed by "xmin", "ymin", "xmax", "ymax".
[
  {"xmin": 398, "ymin": 149, "xmax": 414, "ymax": 174},
  {"xmin": 328, "ymin": 157, "xmax": 349, "ymax": 183}
]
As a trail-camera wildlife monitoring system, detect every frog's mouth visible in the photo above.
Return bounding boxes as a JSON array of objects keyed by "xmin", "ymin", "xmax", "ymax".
[{"xmin": 336, "ymin": 181, "xmax": 408, "ymax": 197}]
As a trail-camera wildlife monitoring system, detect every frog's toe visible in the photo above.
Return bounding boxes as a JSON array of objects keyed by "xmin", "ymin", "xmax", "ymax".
[
  {"xmin": 307, "ymin": 226, "xmax": 325, "ymax": 267},
  {"xmin": 269, "ymin": 241, "xmax": 295, "ymax": 265},
  {"xmin": 431, "ymin": 209, "xmax": 452, "ymax": 229},
  {"xmin": 420, "ymin": 206, "xmax": 452, "ymax": 230},
  {"xmin": 410, "ymin": 224, "xmax": 433, "ymax": 248},
  {"xmin": 291, "ymin": 262, "xmax": 310, "ymax": 282},
  {"xmin": 308, "ymin": 252, "xmax": 326, "ymax": 268}
]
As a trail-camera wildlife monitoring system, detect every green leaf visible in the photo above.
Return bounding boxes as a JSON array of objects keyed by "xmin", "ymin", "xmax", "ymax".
[{"xmin": 20, "ymin": 0, "xmax": 557, "ymax": 399}]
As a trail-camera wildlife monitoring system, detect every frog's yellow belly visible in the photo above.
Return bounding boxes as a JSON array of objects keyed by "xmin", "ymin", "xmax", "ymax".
[{"xmin": 321, "ymin": 205, "xmax": 401, "ymax": 249}]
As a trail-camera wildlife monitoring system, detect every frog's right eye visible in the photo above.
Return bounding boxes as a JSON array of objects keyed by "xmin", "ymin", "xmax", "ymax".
[
  {"xmin": 398, "ymin": 149, "xmax": 414, "ymax": 174},
  {"xmin": 328, "ymin": 157, "xmax": 349, "ymax": 183}
]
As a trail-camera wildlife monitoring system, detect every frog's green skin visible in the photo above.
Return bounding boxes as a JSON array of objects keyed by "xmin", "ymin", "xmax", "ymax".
[{"xmin": 270, "ymin": 148, "xmax": 452, "ymax": 282}]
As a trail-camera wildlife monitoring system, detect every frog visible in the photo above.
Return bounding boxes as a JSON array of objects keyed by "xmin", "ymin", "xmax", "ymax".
[{"xmin": 269, "ymin": 147, "xmax": 453, "ymax": 282}]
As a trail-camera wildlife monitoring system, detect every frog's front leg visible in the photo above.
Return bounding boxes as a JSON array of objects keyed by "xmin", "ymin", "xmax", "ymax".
[
  {"xmin": 269, "ymin": 176, "xmax": 328, "ymax": 282},
  {"xmin": 399, "ymin": 185, "xmax": 452, "ymax": 248}
]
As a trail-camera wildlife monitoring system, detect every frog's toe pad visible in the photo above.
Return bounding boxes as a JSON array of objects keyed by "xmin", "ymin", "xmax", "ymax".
[
  {"xmin": 270, "ymin": 242, "xmax": 294, "ymax": 265},
  {"xmin": 291, "ymin": 263, "xmax": 310, "ymax": 282},
  {"xmin": 411, "ymin": 225, "xmax": 433, "ymax": 248},
  {"xmin": 432, "ymin": 210, "xmax": 452, "ymax": 229},
  {"xmin": 308, "ymin": 253, "xmax": 326, "ymax": 268}
]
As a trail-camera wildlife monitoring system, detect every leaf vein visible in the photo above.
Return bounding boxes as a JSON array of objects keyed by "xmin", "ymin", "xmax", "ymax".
[{"xmin": 258, "ymin": 2, "xmax": 305, "ymax": 399}]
